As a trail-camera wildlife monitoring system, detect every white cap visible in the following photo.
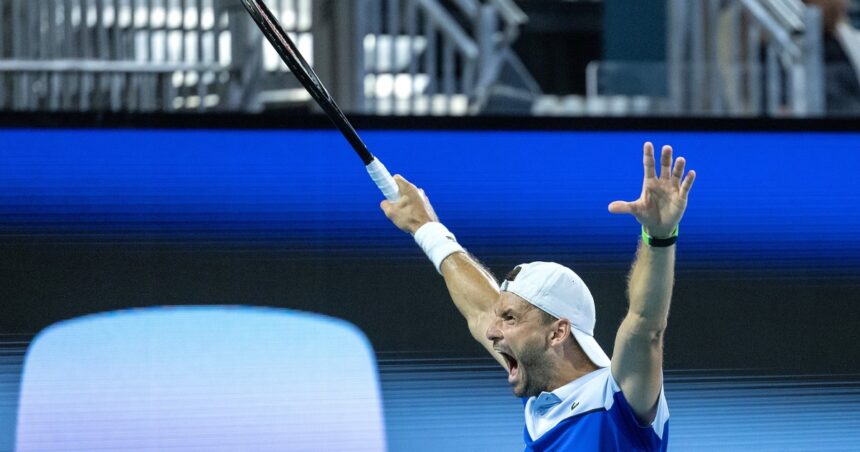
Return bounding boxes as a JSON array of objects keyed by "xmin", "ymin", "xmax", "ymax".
[{"xmin": 499, "ymin": 262, "xmax": 611, "ymax": 368}]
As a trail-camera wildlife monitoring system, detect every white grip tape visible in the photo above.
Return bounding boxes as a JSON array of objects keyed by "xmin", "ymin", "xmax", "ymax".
[
  {"xmin": 414, "ymin": 222, "xmax": 465, "ymax": 274},
  {"xmin": 366, "ymin": 159, "xmax": 400, "ymax": 201}
]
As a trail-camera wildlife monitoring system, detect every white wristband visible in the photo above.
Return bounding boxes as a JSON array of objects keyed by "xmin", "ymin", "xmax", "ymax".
[{"xmin": 414, "ymin": 222, "xmax": 465, "ymax": 274}]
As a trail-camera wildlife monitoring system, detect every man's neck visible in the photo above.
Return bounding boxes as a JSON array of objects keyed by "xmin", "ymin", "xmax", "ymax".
[{"xmin": 545, "ymin": 362, "xmax": 600, "ymax": 392}]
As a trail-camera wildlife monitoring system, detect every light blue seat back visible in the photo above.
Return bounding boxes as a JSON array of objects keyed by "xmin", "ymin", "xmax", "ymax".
[{"xmin": 16, "ymin": 306, "xmax": 387, "ymax": 451}]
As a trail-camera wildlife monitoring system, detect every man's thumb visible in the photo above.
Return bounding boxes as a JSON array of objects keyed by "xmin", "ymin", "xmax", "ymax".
[
  {"xmin": 393, "ymin": 174, "xmax": 415, "ymax": 194},
  {"xmin": 380, "ymin": 200, "xmax": 392, "ymax": 216},
  {"xmin": 608, "ymin": 201, "xmax": 633, "ymax": 214}
]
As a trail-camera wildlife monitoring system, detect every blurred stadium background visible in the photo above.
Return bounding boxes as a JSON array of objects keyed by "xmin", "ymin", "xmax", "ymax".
[
  {"xmin": 1, "ymin": 0, "xmax": 858, "ymax": 116},
  {"xmin": 1, "ymin": 1, "xmax": 859, "ymax": 451}
]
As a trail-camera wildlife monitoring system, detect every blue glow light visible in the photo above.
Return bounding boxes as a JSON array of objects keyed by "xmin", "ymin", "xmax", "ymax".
[{"xmin": 0, "ymin": 128, "xmax": 858, "ymax": 270}]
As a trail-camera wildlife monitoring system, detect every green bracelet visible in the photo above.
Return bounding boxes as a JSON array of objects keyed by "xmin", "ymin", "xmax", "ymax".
[{"xmin": 642, "ymin": 225, "xmax": 679, "ymax": 247}]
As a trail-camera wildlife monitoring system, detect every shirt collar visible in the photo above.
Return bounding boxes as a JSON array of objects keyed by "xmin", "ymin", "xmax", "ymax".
[
  {"xmin": 529, "ymin": 369, "xmax": 606, "ymax": 416},
  {"xmin": 531, "ymin": 392, "xmax": 562, "ymax": 415}
]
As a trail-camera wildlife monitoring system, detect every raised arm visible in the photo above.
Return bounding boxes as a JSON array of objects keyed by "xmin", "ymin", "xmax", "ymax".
[
  {"xmin": 380, "ymin": 176, "xmax": 506, "ymax": 367},
  {"xmin": 607, "ymin": 143, "xmax": 696, "ymax": 423}
]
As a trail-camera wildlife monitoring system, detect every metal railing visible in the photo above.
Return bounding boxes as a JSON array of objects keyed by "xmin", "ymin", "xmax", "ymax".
[
  {"xmin": 351, "ymin": 0, "xmax": 534, "ymax": 115},
  {"xmin": 0, "ymin": 0, "xmax": 253, "ymax": 112},
  {"xmin": 352, "ymin": 0, "xmax": 474, "ymax": 115},
  {"xmin": 235, "ymin": 0, "xmax": 314, "ymax": 110},
  {"xmin": 0, "ymin": 0, "xmax": 532, "ymax": 115},
  {"xmin": 581, "ymin": 0, "xmax": 826, "ymax": 117},
  {"xmin": 666, "ymin": 0, "xmax": 825, "ymax": 116}
]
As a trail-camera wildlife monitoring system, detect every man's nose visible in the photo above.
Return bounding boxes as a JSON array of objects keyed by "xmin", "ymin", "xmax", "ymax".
[{"xmin": 486, "ymin": 319, "xmax": 502, "ymax": 342}]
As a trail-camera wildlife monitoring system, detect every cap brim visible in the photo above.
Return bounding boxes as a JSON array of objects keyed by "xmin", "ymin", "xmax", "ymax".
[{"xmin": 571, "ymin": 328, "xmax": 611, "ymax": 368}]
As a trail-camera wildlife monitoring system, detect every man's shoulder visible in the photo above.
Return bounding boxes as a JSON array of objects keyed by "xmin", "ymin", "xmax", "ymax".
[{"xmin": 605, "ymin": 369, "xmax": 670, "ymax": 445}]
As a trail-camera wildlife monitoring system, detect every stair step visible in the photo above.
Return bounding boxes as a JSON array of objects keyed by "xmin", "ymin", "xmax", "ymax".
[
  {"xmin": 532, "ymin": 94, "xmax": 657, "ymax": 116},
  {"xmin": 368, "ymin": 94, "xmax": 470, "ymax": 116},
  {"xmin": 364, "ymin": 34, "xmax": 428, "ymax": 72},
  {"xmin": 364, "ymin": 73, "xmax": 431, "ymax": 98}
]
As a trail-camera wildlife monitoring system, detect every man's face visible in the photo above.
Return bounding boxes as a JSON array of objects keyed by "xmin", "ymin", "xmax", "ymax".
[{"xmin": 486, "ymin": 292, "xmax": 554, "ymax": 398}]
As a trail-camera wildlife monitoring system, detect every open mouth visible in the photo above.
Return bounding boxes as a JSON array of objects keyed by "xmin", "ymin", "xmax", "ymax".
[{"xmin": 498, "ymin": 351, "xmax": 519, "ymax": 383}]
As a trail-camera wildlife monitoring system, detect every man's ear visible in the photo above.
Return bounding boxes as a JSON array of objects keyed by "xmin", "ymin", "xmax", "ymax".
[{"xmin": 549, "ymin": 319, "xmax": 572, "ymax": 346}]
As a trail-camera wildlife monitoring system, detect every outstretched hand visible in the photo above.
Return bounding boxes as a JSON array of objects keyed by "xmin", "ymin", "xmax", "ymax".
[{"xmin": 608, "ymin": 142, "xmax": 696, "ymax": 238}]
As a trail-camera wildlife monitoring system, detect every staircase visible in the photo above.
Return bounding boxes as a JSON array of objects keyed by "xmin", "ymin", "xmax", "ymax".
[
  {"xmin": 254, "ymin": 0, "xmax": 540, "ymax": 115},
  {"xmin": 568, "ymin": 0, "xmax": 827, "ymax": 117},
  {"xmin": 667, "ymin": 0, "xmax": 825, "ymax": 116}
]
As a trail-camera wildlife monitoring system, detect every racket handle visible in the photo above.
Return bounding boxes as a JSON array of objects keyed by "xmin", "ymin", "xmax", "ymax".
[{"xmin": 366, "ymin": 159, "xmax": 400, "ymax": 201}]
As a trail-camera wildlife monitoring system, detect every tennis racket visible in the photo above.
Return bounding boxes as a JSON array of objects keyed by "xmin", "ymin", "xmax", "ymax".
[{"xmin": 240, "ymin": 0, "xmax": 400, "ymax": 201}]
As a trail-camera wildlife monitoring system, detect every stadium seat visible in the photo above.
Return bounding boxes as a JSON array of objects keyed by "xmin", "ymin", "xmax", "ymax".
[{"xmin": 15, "ymin": 306, "xmax": 386, "ymax": 451}]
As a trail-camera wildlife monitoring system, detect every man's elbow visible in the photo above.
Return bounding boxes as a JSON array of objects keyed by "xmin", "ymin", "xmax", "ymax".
[
  {"xmin": 623, "ymin": 313, "xmax": 667, "ymax": 343},
  {"xmin": 467, "ymin": 313, "xmax": 491, "ymax": 344}
]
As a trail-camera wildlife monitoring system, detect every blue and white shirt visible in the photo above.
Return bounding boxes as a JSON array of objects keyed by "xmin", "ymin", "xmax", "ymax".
[{"xmin": 522, "ymin": 367, "xmax": 669, "ymax": 451}]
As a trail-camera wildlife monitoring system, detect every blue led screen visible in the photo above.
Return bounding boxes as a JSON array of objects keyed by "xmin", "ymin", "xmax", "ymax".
[
  {"xmin": 1, "ymin": 128, "xmax": 858, "ymax": 274},
  {"xmin": 0, "ymin": 125, "xmax": 858, "ymax": 374}
]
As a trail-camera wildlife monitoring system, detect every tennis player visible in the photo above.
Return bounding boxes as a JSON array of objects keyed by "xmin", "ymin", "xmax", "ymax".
[{"xmin": 381, "ymin": 143, "xmax": 695, "ymax": 451}]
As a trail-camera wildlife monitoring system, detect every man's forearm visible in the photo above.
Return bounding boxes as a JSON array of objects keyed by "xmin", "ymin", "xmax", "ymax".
[
  {"xmin": 440, "ymin": 252, "xmax": 500, "ymax": 347},
  {"xmin": 441, "ymin": 252, "xmax": 499, "ymax": 323},
  {"xmin": 626, "ymin": 243, "xmax": 675, "ymax": 332}
]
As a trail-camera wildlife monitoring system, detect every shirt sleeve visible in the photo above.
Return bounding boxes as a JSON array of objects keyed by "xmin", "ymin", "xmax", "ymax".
[{"xmin": 606, "ymin": 371, "xmax": 670, "ymax": 441}]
